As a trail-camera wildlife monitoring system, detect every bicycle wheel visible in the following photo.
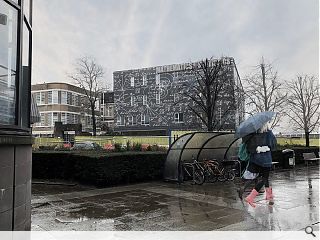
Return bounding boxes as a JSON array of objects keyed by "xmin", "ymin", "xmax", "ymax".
[
  {"xmin": 206, "ymin": 172, "xmax": 218, "ymax": 182},
  {"xmin": 194, "ymin": 169, "xmax": 205, "ymax": 185},
  {"xmin": 226, "ymin": 170, "xmax": 235, "ymax": 181},
  {"xmin": 218, "ymin": 172, "xmax": 227, "ymax": 182}
]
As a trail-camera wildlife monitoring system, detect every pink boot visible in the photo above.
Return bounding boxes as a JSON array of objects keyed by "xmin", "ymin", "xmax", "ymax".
[
  {"xmin": 245, "ymin": 189, "xmax": 259, "ymax": 208},
  {"xmin": 266, "ymin": 187, "xmax": 274, "ymax": 205}
]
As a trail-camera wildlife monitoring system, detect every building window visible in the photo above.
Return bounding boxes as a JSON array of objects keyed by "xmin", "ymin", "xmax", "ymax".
[
  {"xmin": 61, "ymin": 91, "xmax": 67, "ymax": 104},
  {"xmin": 40, "ymin": 113, "xmax": 45, "ymax": 126},
  {"xmin": 94, "ymin": 100, "xmax": 99, "ymax": 110},
  {"xmin": 35, "ymin": 92, "xmax": 41, "ymax": 104},
  {"xmin": 141, "ymin": 114, "xmax": 150, "ymax": 125},
  {"xmin": 0, "ymin": 2, "xmax": 18, "ymax": 125},
  {"xmin": 127, "ymin": 115, "xmax": 133, "ymax": 126},
  {"xmin": 106, "ymin": 106, "xmax": 112, "ymax": 117},
  {"xmin": 73, "ymin": 114, "xmax": 78, "ymax": 124},
  {"xmin": 75, "ymin": 94, "xmax": 80, "ymax": 106},
  {"xmin": 156, "ymin": 92, "xmax": 160, "ymax": 104},
  {"xmin": 142, "ymin": 75, "xmax": 147, "ymax": 86},
  {"xmin": 133, "ymin": 115, "xmax": 137, "ymax": 125},
  {"xmin": 130, "ymin": 76, "xmax": 134, "ymax": 87},
  {"xmin": 72, "ymin": 93, "xmax": 76, "ymax": 106},
  {"xmin": 52, "ymin": 112, "xmax": 58, "ymax": 125},
  {"xmin": 48, "ymin": 91, "xmax": 52, "ymax": 104},
  {"xmin": 156, "ymin": 74, "xmax": 160, "ymax": 85},
  {"xmin": 67, "ymin": 113, "xmax": 71, "ymax": 124},
  {"xmin": 61, "ymin": 112, "xmax": 67, "ymax": 124},
  {"xmin": 174, "ymin": 113, "xmax": 184, "ymax": 123},
  {"xmin": 52, "ymin": 90, "xmax": 59, "ymax": 104},
  {"xmin": 130, "ymin": 94, "xmax": 134, "ymax": 106},
  {"xmin": 67, "ymin": 92, "xmax": 72, "ymax": 105},
  {"xmin": 40, "ymin": 92, "xmax": 45, "ymax": 104},
  {"xmin": 117, "ymin": 115, "xmax": 125, "ymax": 126},
  {"xmin": 47, "ymin": 112, "xmax": 52, "ymax": 126},
  {"xmin": 143, "ymin": 95, "xmax": 147, "ymax": 105}
]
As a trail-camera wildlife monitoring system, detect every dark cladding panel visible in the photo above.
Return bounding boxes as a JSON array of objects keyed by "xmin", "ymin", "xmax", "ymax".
[{"xmin": 113, "ymin": 58, "xmax": 242, "ymax": 133}]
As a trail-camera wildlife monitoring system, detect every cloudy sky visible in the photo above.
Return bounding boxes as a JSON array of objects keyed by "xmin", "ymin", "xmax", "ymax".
[{"xmin": 32, "ymin": 0, "xmax": 318, "ymax": 90}]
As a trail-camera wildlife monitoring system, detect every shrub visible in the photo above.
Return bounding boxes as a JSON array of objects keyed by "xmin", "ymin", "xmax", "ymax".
[
  {"xmin": 104, "ymin": 143, "xmax": 115, "ymax": 151},
  {"xmin": 38, "ymin": 145, "xmax": 57, "ymax": 151},
  {"xmin": 114, "ymin": 143, "xmax": 125, "ymax": 152},
  {"xmin": 126, "ymin": 140, "xmax": 131, "ymax": 151},
  {"xmin": 132, "ymin": 142, "xmax": 142, "ymax": 151},
  {"xmin": 141, "ymin": 144, "xmax": 149, "ymax": 151},
  {"xmin": 32, "ymin": 151, "xmax": 167, "ymax": 187}
]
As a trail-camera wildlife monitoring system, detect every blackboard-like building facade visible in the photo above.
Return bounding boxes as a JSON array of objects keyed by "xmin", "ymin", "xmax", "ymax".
[{"xmin": 113, "ymin": 57, "xmax": 244, "ymax": 135}]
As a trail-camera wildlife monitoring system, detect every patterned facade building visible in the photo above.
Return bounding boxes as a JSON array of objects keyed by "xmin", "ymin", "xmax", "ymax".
[{"xmin": 113, "ymin": 57, "xmax": 244, "ymax": 134}]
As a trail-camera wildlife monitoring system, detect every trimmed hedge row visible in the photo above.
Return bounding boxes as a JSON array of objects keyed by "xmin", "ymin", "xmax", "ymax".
[{"xmin": 32, "ymin": 151, "xmax": 167, "ymax": 187}]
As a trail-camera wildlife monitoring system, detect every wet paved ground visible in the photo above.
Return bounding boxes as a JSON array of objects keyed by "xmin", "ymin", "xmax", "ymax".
[{"xmin": 31, "ymin": 165, "xmax": 319, "ymax": 231}]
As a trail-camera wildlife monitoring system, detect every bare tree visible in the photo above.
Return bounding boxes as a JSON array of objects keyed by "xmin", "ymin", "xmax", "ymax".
[
  {"xmin": 243, "ymin": 57, "xmax": 287, "ymax": 129},
  {"xmin": 286, "ymin": 75, "xmax": 319, "ymax": 147},
  {"xmin": 182, "ymin": 57, "xmax": 239, "ymax": 131},
  {"xmin": 69, "ymin": 56, "xmax": 104, "ymax": 136}
]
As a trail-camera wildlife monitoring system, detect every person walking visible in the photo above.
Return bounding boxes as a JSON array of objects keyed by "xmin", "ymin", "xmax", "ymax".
[{"xmin": 241, "ymin": 123, "xmax": 277, "ymax": 207}]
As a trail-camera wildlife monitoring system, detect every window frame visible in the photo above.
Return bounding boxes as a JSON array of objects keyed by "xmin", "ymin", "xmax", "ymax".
[
  {"xmin": 174, "ymin": 112, "xmax": 184, "ymax": 123},
  {"xmin": 143, "ymin": 95, "xmax": 147, "ymax": 105}
]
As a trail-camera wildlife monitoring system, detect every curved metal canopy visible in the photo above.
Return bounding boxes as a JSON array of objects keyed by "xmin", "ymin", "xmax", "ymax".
[{"xmin": 163, "ymin": 132, "xmax": 241, "ymax": 182}]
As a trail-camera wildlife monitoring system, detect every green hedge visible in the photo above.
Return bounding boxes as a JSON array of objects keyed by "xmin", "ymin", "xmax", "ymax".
[{"xmin": 32, "ymin": 151, "xmax": 167, "ymax": 187}]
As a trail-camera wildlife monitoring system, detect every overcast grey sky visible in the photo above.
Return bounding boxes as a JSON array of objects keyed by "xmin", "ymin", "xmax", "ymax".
[{"xmin": 32, "ymin": 0, "xmax": 319, "ymax": 89}]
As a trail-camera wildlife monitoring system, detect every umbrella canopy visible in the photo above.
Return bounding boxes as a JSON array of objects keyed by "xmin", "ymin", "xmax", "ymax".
[{"xmin": 235, "ymin": 111, "xmax": 276, "ymax": 138}]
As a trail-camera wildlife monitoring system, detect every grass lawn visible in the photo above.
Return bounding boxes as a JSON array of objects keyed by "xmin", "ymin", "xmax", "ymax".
[
  {"xmin": 276, "ymin": 137, "xmax": 319, "ymax": 147},
  {"xmin": 33, "ymin": 133, "xmax": 319, "ymax": 148}
]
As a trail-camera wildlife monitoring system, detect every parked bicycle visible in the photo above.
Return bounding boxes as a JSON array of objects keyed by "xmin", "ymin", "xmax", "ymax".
[
  {"xmin": 202, "ymin": 159, "xmax": 235, "ymax": 183},
  {"xmin": 182, "ymin": 159, "xmax": 205, "ymax": 185}
]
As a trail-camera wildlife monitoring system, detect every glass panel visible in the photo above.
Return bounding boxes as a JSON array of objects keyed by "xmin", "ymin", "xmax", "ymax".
[
  {"xmin": 24, "ymin": 0, "xmax": 31, "ymax": 23},
  {"xmin": 52, "ymin": 90, "xmax": 58, "ymax": 104},
  {"xmin": 184, "ymin": 132, "xmax": 218, "ymax": 149},
  {"xmin": 180, "ymin": 149, "xmax": 200, "ymax": 163},
  {"xmin": 0, "ymin": 2, "xmax": 17, "ymax": 125},
  {"xmin": 224, "ymin": 139, "xmax": 241, "ymax": 160},
  {"xmin": 198, "ymin": 149, "xmax": 227, "ymax": 162},
  {"xmin": 170, "ymin": 133, "xmax": 192, "ymax": 150},
  {"xmin": 163, "ymin": 149, "xmax": 181, "ymax": 181},
  {"xmin": 61, "ymin": 91, "xmax": 67, "ymax": 104},
  {"xmin": 203, "ymin": 133, "xmax": 235, "ymax": 148},
  {"xmin": 47, "ymin": 112, "xmax": 52, "ymax": 126},
  {"xmin": 20, "ymin": 22, "xmax": 31, "ymax": 127},
  {"xmin": 48, "ymin": 91, "xmax": 52, "ymax": 103},
  {"xmin": 52, "ymin": 112, "xmax": 58, "ymax": 125}
]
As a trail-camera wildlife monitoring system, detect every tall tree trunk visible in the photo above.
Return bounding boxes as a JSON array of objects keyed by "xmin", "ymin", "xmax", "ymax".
[
  {"xmin": 305, "ymin": 131, "xmax": 310, "ymax": 147},
  {"xmin": 261, "ymin": 62, "xmax": 268, "ymax": 111},
  {"xmin": 207, "ymin": 116, "xmax": 213, "ymax": 131},
  {"xmin": 91, "ymin": 102, "xmax": 96, "ymax": 136}
]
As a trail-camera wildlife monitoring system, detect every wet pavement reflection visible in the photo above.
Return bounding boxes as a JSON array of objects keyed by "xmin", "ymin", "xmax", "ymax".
[{"xmin": 31, "ymin": 165, "xmax": 319, "ymax": 231}]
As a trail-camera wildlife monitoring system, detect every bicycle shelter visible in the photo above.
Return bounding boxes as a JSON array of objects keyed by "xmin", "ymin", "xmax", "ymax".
[{"xmin": 164, "ymin": 132, "xmax": 241, "ymax": 182}]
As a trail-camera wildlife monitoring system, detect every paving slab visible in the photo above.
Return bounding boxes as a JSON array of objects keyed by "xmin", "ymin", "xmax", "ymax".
[{"xmin": 31, "ymin": 165, "xmax": 319, "ymax": 231}]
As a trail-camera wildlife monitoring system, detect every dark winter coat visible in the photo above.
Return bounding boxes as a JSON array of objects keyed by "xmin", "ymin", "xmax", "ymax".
[{"xmin": 243, "ymin": 130, "xmax": 277, "ymax": 167}]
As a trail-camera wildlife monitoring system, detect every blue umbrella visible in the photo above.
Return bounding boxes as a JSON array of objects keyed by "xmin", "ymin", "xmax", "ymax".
[{"xmin": 235, "ymin": 111, "xmax": 276, "ymax": 138}]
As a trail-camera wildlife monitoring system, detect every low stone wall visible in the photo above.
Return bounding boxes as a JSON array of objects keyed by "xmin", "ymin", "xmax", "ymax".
[{"xmin": 32, "ymin": 151, "xmax": 167, "ymax": 187}]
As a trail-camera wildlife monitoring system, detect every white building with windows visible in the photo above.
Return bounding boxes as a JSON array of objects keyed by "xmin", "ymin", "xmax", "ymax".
[{"xmin": 31, "ymin": 82, "xmax": 101, "ymax": 136}]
